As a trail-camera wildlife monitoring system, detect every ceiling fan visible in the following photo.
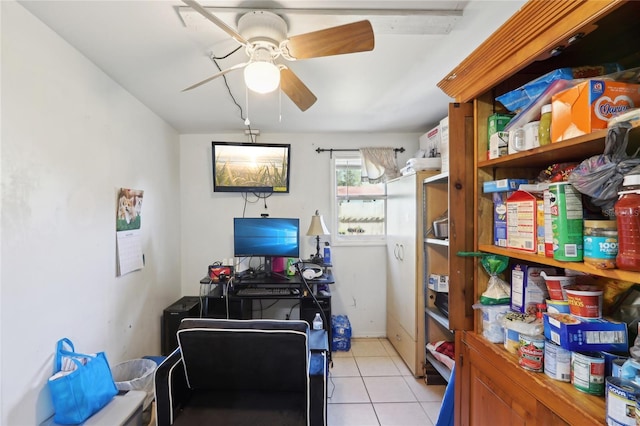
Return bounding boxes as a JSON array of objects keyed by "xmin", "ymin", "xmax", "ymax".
[{"xmin": 181, "ymin": 0, "xmax": 375, "ymax": 111}]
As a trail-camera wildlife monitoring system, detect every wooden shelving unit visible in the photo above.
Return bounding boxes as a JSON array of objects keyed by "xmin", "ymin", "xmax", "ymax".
[{"xmin": 438, "ymin": 0, "xmax": 640, "ymax": 424}]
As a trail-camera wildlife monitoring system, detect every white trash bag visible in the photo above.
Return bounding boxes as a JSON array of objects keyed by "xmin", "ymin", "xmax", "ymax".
[{"xmin": 111, "ymin": 358, "xmax": 156, "ymax": 410}]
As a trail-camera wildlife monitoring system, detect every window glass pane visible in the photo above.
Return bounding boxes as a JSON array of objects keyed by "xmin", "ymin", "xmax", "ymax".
[
  {"xmin": 334, "ymin": 157, "xmax": 386, "ymax": 238},
  {"xmin": 335, "ymin": 159, "xmax": 385, "ymax": 197},
  {"xmin": 337, "ymin": 199, "xmax": 385, "ymax": 236}
]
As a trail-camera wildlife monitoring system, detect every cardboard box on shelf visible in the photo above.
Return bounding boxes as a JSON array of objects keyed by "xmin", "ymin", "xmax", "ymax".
[
  {"xmin": 488, "ymin": 131, "xmax": 509, "ymax": 160},
  {"xmin": 488, "ymin": 113, "xmax": 513, "ymax": 140},
  {"xmin": 543, "ymin": 312, "xmax": 628, "ymax": 352},
  {"xmin": 419, "ymin": 125, "xmax": 441, "ymax": 158},
  {"xmin": 506, "ymin": 190, "xmax": 541, "ymax": 253},
  {"xmin": 510, "ymin": 264, "xmax": 556, "ymax": 314},
  {"xmin": 551, "ymin": 79, "xmax": 640, "ymax": 142},
  {"xmin": 493, "ymin": 192, "xmax": 511, "ymax": 247},
  {"xmin": 483, "ymin": 179, "xmax": 529, "ymax": 193},
  {"xmin": 428, "ymin": 274, "xmax": 449, "ymax": 293},
  {"xmin": 439, "ymin": 117, "xmax": 449, "ymax": 173},
  {"xmin": 484, "ymin": 179, "xmax": 529, "ymax": 247}
]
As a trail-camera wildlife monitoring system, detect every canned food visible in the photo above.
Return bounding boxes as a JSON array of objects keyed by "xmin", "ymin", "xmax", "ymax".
[
  {"xmin": 572, "ymin": 351, "xmax": 605, "ymax": 395},
  {"xmin": 519, "ymin": 334, "xmax": 544, "ymax": 372}
]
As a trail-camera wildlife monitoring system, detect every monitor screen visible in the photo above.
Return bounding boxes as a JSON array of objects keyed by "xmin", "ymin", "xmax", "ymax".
[
  {"xmin": 212, "ymin": 142, "xmax": 291, "ymax": 193},
  {"xmin": 233, "ymin": 217, "xmax": 300, "ymax": 258}
]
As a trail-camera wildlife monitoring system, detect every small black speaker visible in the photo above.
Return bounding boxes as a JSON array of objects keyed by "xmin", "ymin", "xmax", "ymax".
[{"xmin": 161, "ymin": 296, "xmax": 201, "ymax": 355}]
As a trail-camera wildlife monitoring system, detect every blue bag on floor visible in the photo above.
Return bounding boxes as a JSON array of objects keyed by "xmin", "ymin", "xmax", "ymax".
[
  {"xmin": 47, "ymin": 338, "xmax": 118, "ymax": 424},
  {"xmin": 436, "ymin": 365, "xmax": 455, "ymax": 426},
  {"xmin": 331, "ymin": 315, "xmax": 352, "ymax": 351}
]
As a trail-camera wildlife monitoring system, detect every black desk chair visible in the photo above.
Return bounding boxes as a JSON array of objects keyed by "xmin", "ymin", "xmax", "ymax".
[{"xmin": 154, "ymin": 318, "xmax": 327, "ymax": 426}]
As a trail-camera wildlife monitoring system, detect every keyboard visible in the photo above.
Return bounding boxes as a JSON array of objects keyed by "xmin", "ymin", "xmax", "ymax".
[{"xmin": 236, "ymin": 288, "xmax": 299, "ymax": 296}]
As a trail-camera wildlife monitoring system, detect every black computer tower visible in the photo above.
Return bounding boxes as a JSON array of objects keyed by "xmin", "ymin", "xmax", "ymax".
[
  {"xmin": 161, "ymin": 296, "xmax": 201, "ymax": 355},
  {"xmin": 300, "ymin": 296, "xmax": 332, "ymax": 346}
]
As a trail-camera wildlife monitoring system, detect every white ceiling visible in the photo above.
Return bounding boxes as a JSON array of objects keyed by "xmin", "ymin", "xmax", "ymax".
[{"xmin": 17, "ymin": 0, "xmax": 525, "ymax": 134}]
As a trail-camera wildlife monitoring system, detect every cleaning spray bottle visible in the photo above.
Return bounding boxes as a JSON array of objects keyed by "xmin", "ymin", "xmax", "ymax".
[{"xmin": 323, "ymin": 242, "xmax": 331, "ymax": 264}]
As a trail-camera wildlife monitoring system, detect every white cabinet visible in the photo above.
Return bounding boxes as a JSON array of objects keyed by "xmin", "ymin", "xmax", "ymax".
[{"xmin": 386, "ymin": 171, "xmax": 436, "ymax": 377}]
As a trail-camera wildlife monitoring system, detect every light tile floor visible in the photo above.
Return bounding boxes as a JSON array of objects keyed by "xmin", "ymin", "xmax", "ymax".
[{"xmin": 328, "ymin": 338, "xmax": 445, "ymax": 426}]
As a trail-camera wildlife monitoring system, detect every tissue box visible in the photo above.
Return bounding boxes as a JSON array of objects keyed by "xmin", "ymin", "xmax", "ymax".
[
  {"xmin": 551, "ymin": 79, "xmax": 640, "ymax": 142},
  {"xmin": 543, "ymin": 312, "xmax": 628, "ymax": 352},
  {"xmin": 428, "ymin": 274, "xmax": 449, "ymax": 292}
]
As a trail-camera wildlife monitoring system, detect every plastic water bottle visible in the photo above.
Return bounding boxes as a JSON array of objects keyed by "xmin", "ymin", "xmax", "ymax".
[{"xmin": 313, "ymin": 313, "xmax": 323, "ymax": 330}]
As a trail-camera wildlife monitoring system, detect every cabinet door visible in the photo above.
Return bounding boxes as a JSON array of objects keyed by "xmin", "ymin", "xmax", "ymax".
[
  {"xmin": 447, "ymin": 102, "xmax": 475, "ymax": 332},
  {"xmin": 459, "ymin": 332, "xmax": 570, "ymax": 426},
  {"xmin": 386, "ymin": 174, "xmax": 417, "ymax": 339}
]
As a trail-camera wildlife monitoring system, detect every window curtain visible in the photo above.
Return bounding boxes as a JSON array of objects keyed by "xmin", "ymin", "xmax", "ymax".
[{"xmin": 359, "ymin": 147, "xmax": 400, "ymax": 183}]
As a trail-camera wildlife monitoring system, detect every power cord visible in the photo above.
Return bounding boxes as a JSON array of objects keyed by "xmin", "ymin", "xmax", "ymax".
[
  {"xmin": 208, "ymin": 48, "xmax": 250, "ymax": 129},
  {"xmin": 295, "ymin": 261, "xmax": 329, "ymax": 328}
]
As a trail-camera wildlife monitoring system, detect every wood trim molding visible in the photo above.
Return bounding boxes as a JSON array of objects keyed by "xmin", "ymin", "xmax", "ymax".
[{"xmin": 437, "ymin": 0, "xmax": 624, "ymax": 102}]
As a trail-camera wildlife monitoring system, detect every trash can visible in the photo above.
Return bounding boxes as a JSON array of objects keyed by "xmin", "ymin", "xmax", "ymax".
[{"xmin": 111, "ymin": 358, "xmax": 157, "ymax": 411}]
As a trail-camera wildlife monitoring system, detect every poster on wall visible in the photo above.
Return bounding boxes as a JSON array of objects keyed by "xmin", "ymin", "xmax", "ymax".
[{"xmin": 116, "ymin": 188, "xmax": 144, "ymax": 276}]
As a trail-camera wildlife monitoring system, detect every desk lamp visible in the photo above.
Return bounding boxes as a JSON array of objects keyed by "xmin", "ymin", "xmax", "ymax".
[{"xmin": 306, "ymin": 210, "xmax": 330, "ymax": 263}]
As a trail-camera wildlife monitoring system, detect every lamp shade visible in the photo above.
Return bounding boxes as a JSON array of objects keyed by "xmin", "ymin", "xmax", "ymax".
[
  {"xmin": 306, "ymin": 211, "xmax": 330, "ymax": 236},
  {"xmin": 244, "ymin": 61, "xmax": 280, "ymax": 94}
]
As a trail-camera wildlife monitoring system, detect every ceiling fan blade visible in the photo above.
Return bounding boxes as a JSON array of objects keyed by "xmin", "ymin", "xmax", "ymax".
[
  {"xmin": 280, "ymin": 68, "xmax": 317, "ymax": 111},
  {"xmin": 285, "ymin": 20, "xmax": 374, "ymax": 60},
  {"xmin": 182, "ymin": 62, "xmax": 248, "ymax": 92},
  {"xmin": 182, "ymin": 0, "xmax": 249, "ymax": 45}
]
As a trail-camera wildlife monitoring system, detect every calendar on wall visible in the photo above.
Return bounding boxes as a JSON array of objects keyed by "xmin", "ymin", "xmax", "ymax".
[{"xmin": 115, "ymin": 187, "xmax": 144, "ymax": 276}]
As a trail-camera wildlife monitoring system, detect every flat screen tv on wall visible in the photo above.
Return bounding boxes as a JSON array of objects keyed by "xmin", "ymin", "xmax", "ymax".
[{"xmin": 212, "ymin": 141, "xmax": 291, "ymax": 193}]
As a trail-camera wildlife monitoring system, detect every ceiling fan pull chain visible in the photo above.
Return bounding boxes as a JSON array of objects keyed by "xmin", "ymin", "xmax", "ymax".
[
  {"xmin": 244, "ymin": 85, "xmax": 250, "ymax": 126},
  {"xmin": 279, "ymin": 88, "xmax": 282, "ymax": 123}
]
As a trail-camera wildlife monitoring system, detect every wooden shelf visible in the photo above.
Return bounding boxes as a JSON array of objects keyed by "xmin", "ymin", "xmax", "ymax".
[
  {"xmin": 478, "ymin": 244, "xmax": 640, "ymax": 283},
  {"xmin": 444, "ymin": 1, "xmax": 640, "ymax": 424},
  {"xmin": 478, "ymin": 122, "xmax": 640, "ymax": 170}
]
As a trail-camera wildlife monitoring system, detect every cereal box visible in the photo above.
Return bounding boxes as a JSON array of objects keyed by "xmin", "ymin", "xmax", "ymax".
[{"xmin": 551, "ymin": 80, "xmax": 640, "ymax": 142}]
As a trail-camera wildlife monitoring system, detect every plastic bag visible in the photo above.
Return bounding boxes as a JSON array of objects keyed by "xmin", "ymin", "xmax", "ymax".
[
  {"xmin": 458, "ymin": 252, "xmax": 510, "ymax": 305},
  {"xmin": 111, "ymin": 358, "xmax": 156, "ymax": 409},
  {"xmin": 568, "ymin": 122, "xmax": 639, "ymax": 212}
]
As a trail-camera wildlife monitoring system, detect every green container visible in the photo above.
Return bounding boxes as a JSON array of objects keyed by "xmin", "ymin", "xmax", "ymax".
[
  {"xmin": 549, "ymin": 182, "xmax": 583, "ymax": 261},
  {"xmin": 487, "ymin": 113, "xmax": 513, "ymax": 145}
]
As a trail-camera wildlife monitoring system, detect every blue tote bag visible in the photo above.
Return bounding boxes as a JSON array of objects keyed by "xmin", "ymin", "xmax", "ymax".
[{"xmin": 47, "ymin": 338, "xmax": 118, "ymax": 424}]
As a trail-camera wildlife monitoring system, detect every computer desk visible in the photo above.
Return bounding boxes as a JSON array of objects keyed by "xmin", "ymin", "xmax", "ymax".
[{"xmin": 199, "ymin": 272, "xmax": 335, "ymax": 350}]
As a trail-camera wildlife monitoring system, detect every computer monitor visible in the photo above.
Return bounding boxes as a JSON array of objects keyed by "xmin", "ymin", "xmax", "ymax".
[{"xmin": 233, "ymin": 217, "xmax": 300, "ymax": 279}]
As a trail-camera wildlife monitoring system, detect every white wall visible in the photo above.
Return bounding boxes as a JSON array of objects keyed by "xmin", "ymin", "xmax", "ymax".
[
  {"xmin": 180, "ymin": 133, "xmax": 419, "ymax": 337},
  {"xmin": 1, "ymin": 2, "xmax": 181, "ymax": 424}
]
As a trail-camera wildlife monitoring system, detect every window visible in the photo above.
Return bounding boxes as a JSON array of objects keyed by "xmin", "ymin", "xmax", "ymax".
[{"xmin": 332, "ymin": 155, "xmax": 386, "ymax": 244}]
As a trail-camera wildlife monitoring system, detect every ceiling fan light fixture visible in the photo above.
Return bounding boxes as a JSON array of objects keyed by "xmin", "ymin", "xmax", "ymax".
[{"xmin": 244, "ymin": 61, "xmax": 280, "ymax": 94}]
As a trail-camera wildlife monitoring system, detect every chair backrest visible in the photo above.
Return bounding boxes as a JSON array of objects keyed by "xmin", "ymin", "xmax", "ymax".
[{"xmin": 177, "ymin": 318, "xmax": 310, "ymax": 392}]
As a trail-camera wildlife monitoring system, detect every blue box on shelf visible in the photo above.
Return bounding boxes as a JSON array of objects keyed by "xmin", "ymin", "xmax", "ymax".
[
  {"xmin": 543, "ymin": 312, "xmax": 628, "ymax": 352},
  {"xmin": 483, "ymin": 179, "xmax": 529, "ymax": 193}
]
